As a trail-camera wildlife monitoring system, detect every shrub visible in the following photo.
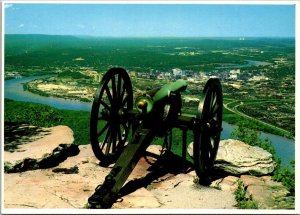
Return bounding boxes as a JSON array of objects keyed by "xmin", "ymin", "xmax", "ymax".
[
  {"xmin": 272, "ymin": 160, "xmax": 295, "ymax": 193},
  {"xmin": 234, "ymin": 180, "xmax": 258, "ymax": 209}
]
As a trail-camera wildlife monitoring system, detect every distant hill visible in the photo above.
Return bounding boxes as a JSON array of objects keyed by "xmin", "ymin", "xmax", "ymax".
[{"xmin": 4, "ymin": 34, "xmax": 295, "ymax": 71}]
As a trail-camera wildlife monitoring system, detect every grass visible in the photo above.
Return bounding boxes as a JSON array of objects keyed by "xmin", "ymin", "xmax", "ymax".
[{"xmin": 4, "ymin": 99, "xmax": 90, "ymax": 145}]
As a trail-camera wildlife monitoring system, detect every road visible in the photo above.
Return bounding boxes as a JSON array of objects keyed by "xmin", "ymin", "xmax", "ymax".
[{"xmin": 223, "ymin": 99, "xmax": 291, "ymax": 137}]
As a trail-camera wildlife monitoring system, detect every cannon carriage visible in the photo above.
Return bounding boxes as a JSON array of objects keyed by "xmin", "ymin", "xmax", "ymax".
[{"xmin": 88, "ymin": 67, "xmax": 223, "ymax": 208}]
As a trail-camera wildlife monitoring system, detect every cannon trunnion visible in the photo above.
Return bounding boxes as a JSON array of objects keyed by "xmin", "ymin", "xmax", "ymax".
[{"xmin": 88, "ymin": 68, "xmax": 223, "ymax": 208}]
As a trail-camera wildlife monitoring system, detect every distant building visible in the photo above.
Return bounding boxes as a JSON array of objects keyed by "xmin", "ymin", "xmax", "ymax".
[
  {"xmin": 249, "ymin": 75, "xmax": 269, "ymax": 81},
  {"xmin": 172, "ymin": 68, "xmax": 182, "ymax": 76},
  {"xmin": 230, "ymin": 69, "xmax": 240, "ymax": 75},
  {"xmin": 229, "ymin": 74, "xmax": 238, "ymax": 80},
  {"xmin": 229, "ymin": 69, "xmax": 240, "ymax": 80}
]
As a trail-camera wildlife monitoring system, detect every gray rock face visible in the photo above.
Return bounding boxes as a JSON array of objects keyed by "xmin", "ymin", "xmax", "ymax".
[{"xmin": 188, "ymin": 139, "xmax": 277, "ymax": 176}]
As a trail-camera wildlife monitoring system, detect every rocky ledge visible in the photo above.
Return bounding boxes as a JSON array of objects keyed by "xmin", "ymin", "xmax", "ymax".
[{"xmin": 3, "ymin": 125, "xmax": 294, "ymax": 210}]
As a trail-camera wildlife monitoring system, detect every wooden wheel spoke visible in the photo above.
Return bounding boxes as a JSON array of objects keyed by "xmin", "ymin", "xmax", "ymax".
[
  {"xmin": 100, "ymin": 100, "xmax": 111, "ymax": 110},
  {"xmin": 122, "ymin": 94, "xmax": 129, "ymax": 107},
  {"xmin": 117, "ymin": 126, "xmax": 122, "ymax": 142},
  {"xmin": 202, "ymin": 146, "xmax": 210, "ymax": 164},
  {"xmin": 99, "ymin": 114, "xmax": 109, "ymax": 121},
  {"xmin": 111, "ymin": 131, "xmax": 116, "ymax": 152},
  {"xmin": 210, "ymin": 118, "xmax": 217, "ymax": 129},
  {"xmin": 212, "ymin": 104, "xmax": 219, "ymax": 116},
  {"xmin": 98, "ymin": 115, "xmax": 107, "ymax": 120},
  {"xmin": 105, "ymin": 86, "xmax": 113, "ymax": 104},
  {"xmin": 117, "ymin": 74, "xmax": 122, "ymax": 99},
  {"xmin": 206, "ymin": 134, "xmax": 213, "ymax": 151},
  {"xmin": 210, "ymin": 92, "xmax": 216, "ymax": 110},
  {"xmin": 121, "ymin": 122, "xmax": 129, "ymax": 133},
  {"xmin": 211, "ymin": 95, "xmax": 217, "ymax": 111},
  {"xmin": 101, "ymin": 127, "xmax": 111, "ymax": 150},
  {"xmin": 97, "ymin": 122, "xmax": 109, "ymax": 138},
  {"xmin": 105, "ymin": 133, "xmax": 113, "ymax": 155},
  {"xmin": 111, "ymin": 75, "xmax": 117, "ymax": 101},
  {"xmin": 119, "ymin": 84, "xmax": 126, "ymax": 102}
]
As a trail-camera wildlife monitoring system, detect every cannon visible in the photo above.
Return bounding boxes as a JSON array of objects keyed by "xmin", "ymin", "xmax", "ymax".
[{"xmin": 88, "ymin": 68, "xmax": 223, "ymax": 208}]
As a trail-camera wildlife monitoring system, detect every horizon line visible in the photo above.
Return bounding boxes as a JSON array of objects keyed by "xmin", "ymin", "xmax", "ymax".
[{"xmin": 4, "ymin": 33, "xmax": 296, "ymax": 39}]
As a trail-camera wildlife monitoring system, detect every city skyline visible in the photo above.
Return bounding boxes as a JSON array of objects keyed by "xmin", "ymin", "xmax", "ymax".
[{"xmin": 4, "ymin": 3, "xmax": 295, "ymax": 38}]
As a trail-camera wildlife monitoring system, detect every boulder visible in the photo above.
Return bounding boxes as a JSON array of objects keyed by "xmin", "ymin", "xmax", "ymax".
[{"xmin": 188, "ymin": 139, "xmax": 276, "ymax": 176}]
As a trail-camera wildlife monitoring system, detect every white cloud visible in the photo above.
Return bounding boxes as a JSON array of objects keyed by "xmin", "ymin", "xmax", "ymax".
[
  {"xmin": 18, "ymin": 24, "xmax": 24, "ymax": 28},
  {"xmin": 5, "ymin": 4, "xmax": 13, "ymax": 9}
]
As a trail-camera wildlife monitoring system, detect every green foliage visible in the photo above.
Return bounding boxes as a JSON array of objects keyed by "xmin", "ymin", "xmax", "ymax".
[
  {"xmin": 4, "ymin": 99, "xmax": 90, "ymax": 145},
  {"xmin": 231, "ymin": 123, "xmax": 295, "ymax": 193},
  {"xmin": 5, "ymin": 99, "xmax": 63, "ymax": 127},
  {"xmin": 230, "ymin": 122, "xmax": 276, "ymax": 156},
  {"xmin": 234, "ymin": 180, "xmax": 258, "ymax": 209},
  {"xmin": 223, "ymin": 104, "xmax": 291, "ymax": 138},
  {"xmin": 272, "ymin": 160, "xmax": 295, "ymax": 193},
  {"xmin": 5, "ymin": 35, "xmax": 295, "ymax": 72}
]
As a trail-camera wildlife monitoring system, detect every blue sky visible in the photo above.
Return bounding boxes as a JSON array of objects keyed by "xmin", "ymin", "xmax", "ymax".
[{"xmin": 4, "ymin": 3, "xmax": 295, "ymax": 37}]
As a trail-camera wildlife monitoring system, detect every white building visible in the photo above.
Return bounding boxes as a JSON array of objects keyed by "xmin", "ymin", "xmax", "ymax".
[
  {"xmin": 229, "ymin": 74, "xmax": 238, "ymax": 80},
  {"xmin": 229, "ymin": 69, "xmax": 240, "ymax": 80},
  {"xmin": 172, "ymin": 68, "xmax": 182, "ymax": 76},
  {"xmin": 230, "ymin": 69, "xmax": 240, "ymax": 75},
  {"xmin": 249, "ymin": 75, "xmax": 269, "ymax": 81}
]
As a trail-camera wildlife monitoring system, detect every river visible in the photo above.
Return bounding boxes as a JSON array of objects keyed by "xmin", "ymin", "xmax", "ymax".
[
  {"xmin": 4, "ymin": 76, "xmax": 295, "ymax": 168},
  {"xmin": 4, "ymin": 76, "xmax": 92, "ymax": 111},
  {"xmin": 216, "ymin": 60, "xmax": 272, "ymax": 69}
]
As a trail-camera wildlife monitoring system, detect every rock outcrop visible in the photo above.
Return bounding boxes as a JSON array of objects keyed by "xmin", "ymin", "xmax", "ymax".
[
  {"xmin": 240, "ymin": 175, "xmax": 294, "ymax": 209},
  {"xmin": 3, "ymin": 125, "xmax": 293, "ymax": 210},
  {"xmin": 3, "ymin": 126, "xmax": 237, "ymax": 209},
  {"xmin": 209, "ymin": 175, "xmax": 295, "ymax": 209},
  {"xmin": 188, "ymin": 139, "xmax": 277, "ymax": 176},
  {"xmin": 210, "ymin": 175, "xmax": 239, "ymax": 193}
]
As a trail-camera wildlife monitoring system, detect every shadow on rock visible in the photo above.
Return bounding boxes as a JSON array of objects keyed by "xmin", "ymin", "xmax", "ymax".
[
  {"xmin": 118, "ymin": 150, "xmax": 194, "ymax": 198},
  {"xmin": 5, "ymin": 144, "xmax": 80, "ymax": 173},
  {"xmin": 4, "ymin": 122, "xmax": 50, "ymax": 152}
]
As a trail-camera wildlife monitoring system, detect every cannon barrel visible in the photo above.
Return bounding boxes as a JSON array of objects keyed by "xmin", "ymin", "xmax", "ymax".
[{"xmin": 135, "ymin": 79, "xmax": 187, "ymax": 113}]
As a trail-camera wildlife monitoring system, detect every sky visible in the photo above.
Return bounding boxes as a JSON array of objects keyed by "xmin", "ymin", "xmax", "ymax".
[{"xmin": 4, "ymin": 3, "xmax": 295, "ymax": 37}]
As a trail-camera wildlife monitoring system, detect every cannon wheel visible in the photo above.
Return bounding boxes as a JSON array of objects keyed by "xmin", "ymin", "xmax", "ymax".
[
  {"xmin": 193, "ymin": 78, "xmax": 223, "ymax": 180},
  {"xmin": 90, "ymin": 68, "xmax": 133, "ymax": 164}
]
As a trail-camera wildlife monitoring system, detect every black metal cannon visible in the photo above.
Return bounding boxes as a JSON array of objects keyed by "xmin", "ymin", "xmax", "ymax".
[{"xmin": 88, "ymin": 68, "xmax": 223, "ymax": 208}]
